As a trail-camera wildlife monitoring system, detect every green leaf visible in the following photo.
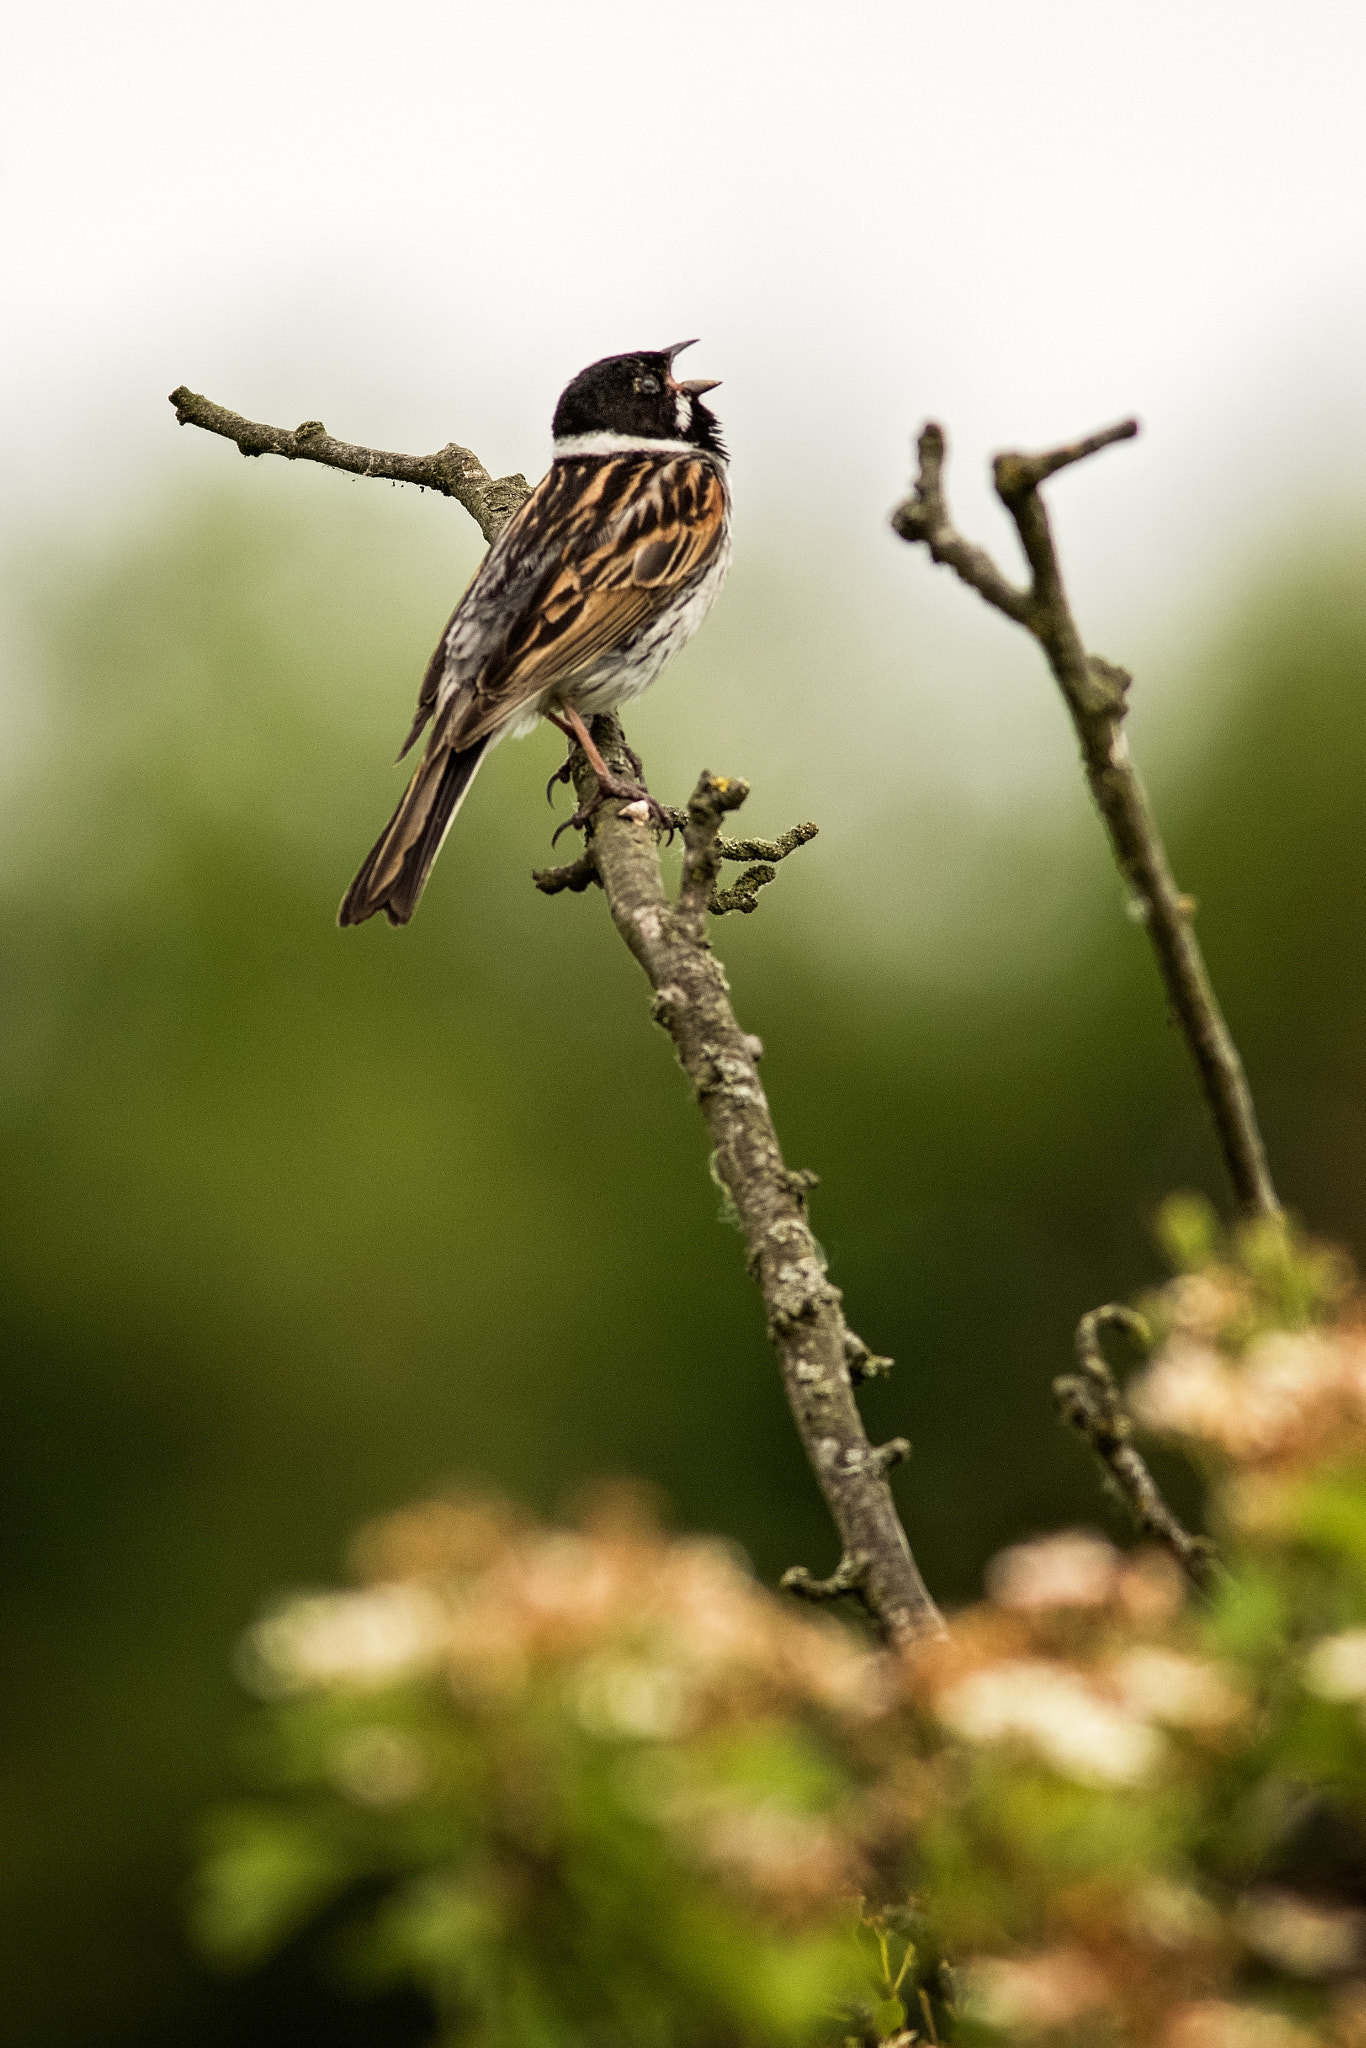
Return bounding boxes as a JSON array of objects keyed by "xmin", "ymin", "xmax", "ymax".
[
  {"xmin": 191, "ymin": 1804, "xmax": 357, "ymax": 1968},
  {"xmin": 1205, "ymin": 1564, "xmax": 1288, "ymax": 1661}
]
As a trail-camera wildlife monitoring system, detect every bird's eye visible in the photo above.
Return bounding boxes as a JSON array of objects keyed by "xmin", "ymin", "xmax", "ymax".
[{"xmin": 634, "ymin": 374, "xmax": 660, "ymax": 394}]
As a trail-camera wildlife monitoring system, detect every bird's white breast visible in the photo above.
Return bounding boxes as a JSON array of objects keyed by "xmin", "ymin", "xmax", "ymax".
[{"xmin": 572, "ymin": 521, "xmax": 733, "ymax": 718}]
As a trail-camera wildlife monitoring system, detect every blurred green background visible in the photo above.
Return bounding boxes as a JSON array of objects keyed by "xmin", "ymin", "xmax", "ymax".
[{"xmin": 1, "ymin": 454, "xmax": 1364, "ymax": 2044}]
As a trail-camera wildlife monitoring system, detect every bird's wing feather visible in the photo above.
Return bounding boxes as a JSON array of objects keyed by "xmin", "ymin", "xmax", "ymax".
[{"xmin": 405, "ymin": 455, "xmax": 727, "ymax": 755}]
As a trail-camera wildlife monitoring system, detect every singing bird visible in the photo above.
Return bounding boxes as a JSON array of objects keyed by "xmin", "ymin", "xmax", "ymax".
[{"xmin": 338, "ymin": 342, "xmax": 731, "ymax": 928}]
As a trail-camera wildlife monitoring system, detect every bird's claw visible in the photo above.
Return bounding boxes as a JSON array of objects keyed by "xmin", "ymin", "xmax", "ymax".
[
  {"xmin": 545, "ymin": 756, "xmax": 574, "ymax": 805},
  {"xmin": 549, "ymin": 772, "xmax": 676, "ymax": 848}
]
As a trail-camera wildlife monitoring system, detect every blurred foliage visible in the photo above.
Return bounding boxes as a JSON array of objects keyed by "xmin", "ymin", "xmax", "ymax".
[
  {"xmin": 197, "ymin": 1220, "xmax": 1366, "ymax": 2046},
  {"xmin": 0, "ymin": 476, "xmax": 1364, "ymax": 2046},
  {"xmin": 198, "ymin": 1485, "xmax": 880, "ymax": 2046}
]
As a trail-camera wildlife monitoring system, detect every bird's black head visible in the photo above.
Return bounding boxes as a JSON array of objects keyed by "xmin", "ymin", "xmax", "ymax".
[{"xmin": 552, "ymin": 341, "xmax": 726, "ymax": 457}]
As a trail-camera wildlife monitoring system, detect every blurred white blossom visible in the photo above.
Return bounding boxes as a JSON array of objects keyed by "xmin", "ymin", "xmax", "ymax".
[
  {"xmin": 937, "ymin": 1659, "xmax": 1165, "ymax": 1787},
  {"xmin": 1163, "ymin": 2000, "xmax": 1320, "ymax": 2048},
  {"xmin": 985, "ymin": 1531, "xmax": 1121, "ymax": 1610},
  {"xmin": 1303, "ymin": 1629, "xmax": 1366, "ymax": 1703},
  {"xmin": 1109, "ymin": 1648, "xmax": 1243, "ymax": 1730},
  {"xmin": 236, "ymin": 1584, "xmax": 450, "ymax": 1697},
  {"xmin": 963, "ymin": 1948, "xmax": 1111, "ymax": 2034},
  {"xmin": 1236, "ymin": 1890, "xmax": 1365, "ymax": 1978}
]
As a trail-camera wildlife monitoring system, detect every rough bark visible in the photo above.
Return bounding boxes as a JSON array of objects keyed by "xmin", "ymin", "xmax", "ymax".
[{"xmin": 546, "ymin": 724, "xmax": 945, "ymax": 1645}]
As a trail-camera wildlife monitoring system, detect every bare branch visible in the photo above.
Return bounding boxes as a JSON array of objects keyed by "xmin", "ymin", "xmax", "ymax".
[
  {"xmin": 168, "ymin": 386, "xmax": 528, "ymax": 545},
  {"xmin": 891, "ymin": 421, "xmax": 1280, "ymax": 1222},
  {"xmin": 1053, "ymin": 1304, "xmax": 1217, "ymax": 1589},
  {"xmin": 172, "ymin": 385, "xmax": 943, "ymax": 1647},
  {"xmin": 564, "ymin": 720, "xmax": 945, "ymax": 1647}
]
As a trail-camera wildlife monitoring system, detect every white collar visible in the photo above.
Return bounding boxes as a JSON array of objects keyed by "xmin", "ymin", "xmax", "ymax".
[{"xmin": 552, "ymin": 430, "xmax": 702, "ymax": 459}]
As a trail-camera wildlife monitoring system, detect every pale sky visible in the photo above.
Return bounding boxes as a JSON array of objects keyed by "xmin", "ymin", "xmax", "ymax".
[
  {"xmin": 3, "ymin": 0, "xmax": 1364, "ymax": 969},
  {"xmin": 5, "ymin": 2, "xmax": 1363, "ymax": 543}
]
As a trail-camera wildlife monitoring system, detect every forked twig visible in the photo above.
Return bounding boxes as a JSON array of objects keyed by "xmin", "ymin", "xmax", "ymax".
[{"xmin": 891, "ymin": 422, "xmax": 1279, "ymax": 1222}]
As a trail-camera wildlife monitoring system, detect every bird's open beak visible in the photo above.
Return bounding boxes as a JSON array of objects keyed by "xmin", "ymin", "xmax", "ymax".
[{"xmin": 661, "ymin": 339, "xmax": 720, "ymax": 395}]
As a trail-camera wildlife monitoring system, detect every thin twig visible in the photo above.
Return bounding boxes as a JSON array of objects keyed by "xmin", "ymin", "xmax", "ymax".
[
  {"xmin": 891, "ymin": 422, "xmax": 1280, "ymax": 1222},
  {"xmin": 1053, "ymin": 1304, "xmax": 1217, "ymax": 1589},
  {"xmin": 168, "ymin": 387, "xmax": 529, "ymax": 545},
  {"xmin": 172, "ymin": 388, "xmax": 945, "ymax": 1648}
]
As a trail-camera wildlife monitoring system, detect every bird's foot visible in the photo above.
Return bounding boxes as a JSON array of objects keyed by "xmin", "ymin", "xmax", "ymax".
[{"xmin": 551, "ymin": 772, "xmax": 676, "ymax": 847}]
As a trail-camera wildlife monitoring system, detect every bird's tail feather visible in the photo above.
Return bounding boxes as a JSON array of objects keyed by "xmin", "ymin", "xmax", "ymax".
[{"xmin": 338, "ymin": 738, "xmax": 490, "ymax": 928}]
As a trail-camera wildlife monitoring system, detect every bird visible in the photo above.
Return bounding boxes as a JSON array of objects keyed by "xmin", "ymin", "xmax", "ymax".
[{"xmin": 338, "ymin": 341, "xmax": 731, "ymax": 928}]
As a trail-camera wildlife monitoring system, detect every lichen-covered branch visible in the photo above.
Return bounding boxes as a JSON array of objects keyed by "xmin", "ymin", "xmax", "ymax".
[
  {"xmin": 563, "ymin": 726, "xmax": 943, "ymax": 1644},
  {"xmin": 1054, "ymin": 1305, "xmax": 1216, "ymax": 1589},
  {"xmin": 891, "ymin": 423, "xmax": 1280, "ymax": 1223},
  {"xmin": 172, "ymin": 387, "xmax": 944, "ymax": 1647},
  {"xmin": 660, "ymin": 810, "xmax": 821, "ymax": 866},
  {"xmin": 531, "ymin": 819, "xmax": 818, "ymax": 913},
  {"xmin": 168, "ymin": 387, "xmax": 529, "ymax": 545}
]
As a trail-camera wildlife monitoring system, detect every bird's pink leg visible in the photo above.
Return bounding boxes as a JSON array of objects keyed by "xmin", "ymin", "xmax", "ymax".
[
  {"xmin": 551, "ymin": 705, "xmax": 673, "ymax": 845},
  {"xmin": 558, "ymin": 705, "xmax": 631, "ymax": 790}
]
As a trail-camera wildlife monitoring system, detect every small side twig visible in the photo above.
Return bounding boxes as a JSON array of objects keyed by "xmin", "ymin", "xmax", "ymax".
[
  {"xmin": 845, "ymin": 1331, "xmax": 894, "ymax": 1385},
  {"xmin": 709, "ymin": 864, "xmax": 776, "ymax": 916},
  {"xmin": 782, "ymin": 1550, "xmax": 870, "ymax": 1605},
  {"xmin": 695, "ymin": 814, "xmax": 818, "ymax": 916},
  {"xmin": 891, "ymin": 421, "xmax": 1280, "ymax": 1223},
  {"xmin": 660, "ymin": 809, "xmax": 819, "ymax": 862},
  {"xmin": 1053, "ymin": 1304, "xmax": 1217, "ymax": 1589}
]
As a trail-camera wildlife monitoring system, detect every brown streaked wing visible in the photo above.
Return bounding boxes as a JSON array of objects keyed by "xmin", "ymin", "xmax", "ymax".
[
  {"xmin": 436, "ymin": 456, "xmax": 727, "ymax": 750},
  {"xmin": 395, "ymin": 468, "xmax": 588, "ymax": 757}
]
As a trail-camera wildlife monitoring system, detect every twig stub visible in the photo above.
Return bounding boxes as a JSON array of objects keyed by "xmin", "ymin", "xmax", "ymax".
[{"xmin": 532, "ymin": 848, "xmax": 600, "ymax": 896}]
